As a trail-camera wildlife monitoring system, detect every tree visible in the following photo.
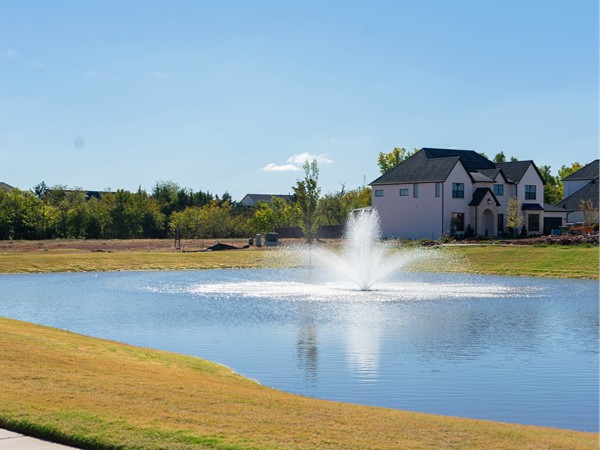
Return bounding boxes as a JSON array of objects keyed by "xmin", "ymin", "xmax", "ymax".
[
  {"xmin": 377, "ymin": 147, "xmax": 417, "ymax": 174},
  {"xmin": 558, "ymin": 162, "xmax": 583, "ymax": 181},
  {"xmin": 538, "ymin": 165, "xmax": 562, "ymax": 204},
  {"xmin": 505, "ymin": 196, "xmax": 524, "ymax": 238},
  {"xmin": 510, "ymin": 156, "xmax": 519, "ymax": 162},
  {"xmin": 493, "ymin": 151, "xmax": 506, "ymax": 163},
  {"xmin": 293, "ymin": 160, "xmax": 321, "ymax": 244},
  {"xmin": 579, "ymin": 199, "xmax": 598, "ymax": 227}
]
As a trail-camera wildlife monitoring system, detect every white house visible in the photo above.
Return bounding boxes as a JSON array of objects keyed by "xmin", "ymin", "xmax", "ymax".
[
  {"xmin": 556, "ymin": 160, "xmax": 599, "ymax": 224},
  {"xmin": 370, "ymin": 148, "xmax": 550, "ymax": 239}
]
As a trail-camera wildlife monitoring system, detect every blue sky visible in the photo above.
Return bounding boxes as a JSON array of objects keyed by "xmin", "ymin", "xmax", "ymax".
[{"xmin": 1, "ymin": 0, "xmax": 597, "ymax": 200}]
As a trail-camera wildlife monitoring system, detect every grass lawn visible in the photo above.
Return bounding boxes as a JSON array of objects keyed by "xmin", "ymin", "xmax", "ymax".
[
  {"xmin": 1, "ymin": 317, "xmax": 597, "ymax": 450},
  {"xmin": 0, "ymin": 241, "xmax": 597, "ymax": 279}
]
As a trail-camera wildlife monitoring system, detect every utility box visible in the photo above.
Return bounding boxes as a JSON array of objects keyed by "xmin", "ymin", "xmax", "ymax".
[
  {"xmin": 255, "ymin": 234, "xmax": 262, "ymax": 247},
  {"xmin": 265, "ymin": 232, "xmax": 279, "ymax": 247}
]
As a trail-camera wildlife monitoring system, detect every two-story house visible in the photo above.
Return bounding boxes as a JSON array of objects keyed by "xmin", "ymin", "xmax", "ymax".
[
  {"xmin": 557, "ymin": 160, "xmax": 599, "ymax": 224},
  {"xmin": 370, "ymin": 148, "xmax": 545, "ymax": 239}
]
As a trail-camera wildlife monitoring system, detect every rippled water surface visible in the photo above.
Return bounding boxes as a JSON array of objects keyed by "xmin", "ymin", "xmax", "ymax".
[{"xmin": 1, "ymin": 269, "xmax": 597, "ymax": 431}]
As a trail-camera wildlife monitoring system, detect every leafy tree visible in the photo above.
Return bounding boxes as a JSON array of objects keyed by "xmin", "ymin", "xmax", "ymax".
[
  {"xmin": 377, "ymin": 147, "xmax": 417, "ymax": 174},
  {"xmin": 538, "ymin": 165, "xmax": 562, "ymax": 204},
  {"xmin": 293, "ymin": 160, "xmax": 321, "ymax": 244},
  {"xmin": 505, "ymin": 197, "xmax": 524, "ymax": 238},
  {"xmin": 493, "ymin": 151, "xmax": 506, "ymax": 163},
  {"xmin": 510, "ymin": 156, "xmax": 519, "ymax": 162},
  {"xmin": 250, "ymin": 197, "xmax": 299, "ymax": 235},
  {"xmin": 558, "ymin": 162, "xmax": 583, "ymax": 181}
]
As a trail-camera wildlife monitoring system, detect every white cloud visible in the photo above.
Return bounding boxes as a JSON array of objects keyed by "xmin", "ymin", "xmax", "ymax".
[
  {"xmin": 262, "ymin": 163, "xmax": 302, "ymax": 172},
  {"xmin": 30, "ymin": 61, "xmax": 46, "ymax": 69},
  {"xmin": 85, "ymin": 71, "xmax": 102, "ymax": 79},
  {"xmin": 263, "ymin": 152, "xmax": 334, "ymax": 173},
  {"xmin": 287, "ymin": 152, "xmax": 333, "ymax": 165}
]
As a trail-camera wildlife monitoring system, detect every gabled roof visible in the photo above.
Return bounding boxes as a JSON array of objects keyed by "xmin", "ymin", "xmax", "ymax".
[
  {"xmin": 556, "ymin": 179, "xmax": 599, "ymax": 211},
  {"xmin": 470, "ymin": 172, "xmax": 495, "ymax": 183},
  {"xmin": 479, "ymin": 168, "xmax": 509, "ymax": 183},
  {"xmin": 370, "ymin": 148, "xmax": 495, "ymax": 185},
  {"xmin": 469, "ymin": 187, "xmax": 500, "ymax": 206},
  {"xmin": 562, "ymin": 160, "xmax": 599, "ymax": 182},
  {"xmin": 495, "ymin": 160, "xmax": 542, "ymax": 183}
]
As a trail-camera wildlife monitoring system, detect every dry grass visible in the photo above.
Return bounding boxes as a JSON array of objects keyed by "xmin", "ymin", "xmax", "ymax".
[
  {"xmin": 0, "ymin": 239, "xmax": 597, "ymax": 279},
  {"xmin": 1, "ymin": 317, "xmax": 596, "ymax": 449}
]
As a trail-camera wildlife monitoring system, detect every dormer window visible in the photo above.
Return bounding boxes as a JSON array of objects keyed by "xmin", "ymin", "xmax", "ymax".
[{"xmin": 493, "ymin": 184, "xmax": 504, "ymax": 196}]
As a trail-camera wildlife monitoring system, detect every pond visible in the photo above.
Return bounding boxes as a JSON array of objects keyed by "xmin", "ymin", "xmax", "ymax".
[{"xmin": 0, "ymin": 269, "xmax": 597, "ymax": 432}]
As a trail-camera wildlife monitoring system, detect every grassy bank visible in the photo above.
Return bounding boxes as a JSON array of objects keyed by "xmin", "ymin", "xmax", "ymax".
[
  {"xmin": 0, "ymin": 241, "xmax": 597, "ymax": 278},
  {"xmin": 1, "ymin": 317, "xmax": 596, "ymax": 449}
]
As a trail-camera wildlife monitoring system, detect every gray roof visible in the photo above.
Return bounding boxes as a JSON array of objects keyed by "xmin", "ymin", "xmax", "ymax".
[
  {"xmin": 521, "ymin": 203, "xmax": 544, "ymax": 211},
  {"xmin": 469, "ymin": 188, "xmax": 500, "ymax": 206},
  {"xmin": 544, "ymin": 203, "xmax": 567, "ymax": 213},
  {"xmin": 556, "ymin": 179, "xmax": 599, "ymax": 211},
  {"xmin": 371, "ymin": 148, "xmax": 495, "ymax": 185},
  {"xmin": 562, "ymin": 160, "xmax": 599, "ymax": 182},
  {"xmin": 242, "ymin": 194, "xmax": 292, "ymax": 203},
  {"xmin": 0, "ymin": 182, "xmax": 14, "ymax": 192},
  {"xmin": 495, "ymin": 161, "xmax": 541, "ymax": 183},
  {"xmin": 470, "ymin": 172, "xmax": 495, "ymax": 182}
]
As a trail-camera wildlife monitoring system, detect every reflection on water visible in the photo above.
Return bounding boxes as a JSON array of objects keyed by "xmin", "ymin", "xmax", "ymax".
[{"xmin": 0, "ymin": 269, "xmax": 597, "ymax": 432}]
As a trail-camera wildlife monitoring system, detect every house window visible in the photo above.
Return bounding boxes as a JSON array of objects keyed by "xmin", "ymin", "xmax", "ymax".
[
  {"xmin": 375, "ymin": 190, "xmax": 384, "ymax": 198},
  {"xmin": 528, "ymin": 214, "xmax": 539, "ymax": 232},
  {"xmin": 413, "ymin": 183, "xmax": 419, "ymax": 198},
  {"xmin": 399, "ymin": 189, "xmax": 409, "ymax": 197},
  {"xmin": 435, "ymin": 182, "xmax": 441, "ymax": 197},
  {"xmin": 451, "ymin": 212, "xmax": 465, "ymax": 232},
  {"xmin": 525, "ymin": 185, "xmax": 536, "ymax": 200},
  {"xmin": 497, "ymin": 213, "xmax": 504, "ymax": 234},
  {"xmin": 452, "ymin": 183, "xmax": 464, "ymax": 198},
  {"xmin": 493, "ymin": 184, "xmax": 504, "ymax": 196}
]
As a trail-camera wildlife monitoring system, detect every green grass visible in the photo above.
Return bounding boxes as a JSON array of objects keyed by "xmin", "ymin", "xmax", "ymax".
[
  {"xmin": 444, "ymin": 245, "xmax": 598, "ymax": 279},
  {"xmin": 1, "ymin": 317, "xmax": 596, "ymax": 449},
  {"xmin": 0, "ymin": 244, "xmax": 597, "ymax": 279}
]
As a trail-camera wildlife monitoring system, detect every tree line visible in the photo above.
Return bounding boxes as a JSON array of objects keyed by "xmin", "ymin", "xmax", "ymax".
[{"xmin": 0, "ymin": 177, "xmax": 371, "ymax": 241}]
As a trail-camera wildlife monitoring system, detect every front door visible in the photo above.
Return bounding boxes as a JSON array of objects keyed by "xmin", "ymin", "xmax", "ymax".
[{"xmin": 482, "ymin": 209, "xmax": 494, "ymax": 237}]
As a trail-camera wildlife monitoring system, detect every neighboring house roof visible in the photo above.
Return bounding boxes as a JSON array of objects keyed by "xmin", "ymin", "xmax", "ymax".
[
  {"xmin": 562, "ymin": 160, "xmax": 599, "ymax": 181},
  {"xmin": 469, "ymin": 188, "xmax": 501, "ymax": 206},
  {"xmin": 556, "ymin": 179, "xmax": 599, "ymax": 211},
  {"xmin": 47, "ymin": 189, "xmax": 106, "ymax": 200},
  {"xmin": 241, "ymin": 194, "xmax": 292, "ymax": 204},
  {"xmin": 371, "ymin": 148, "xmax": 497, "ymax": 185},
  {"xmin": 0, "ymin": 182, "xmax": 15, "ymax": 192},
  {"xmin": 495, "ymin": 160, "xmax": 542, "ymax": 184}
]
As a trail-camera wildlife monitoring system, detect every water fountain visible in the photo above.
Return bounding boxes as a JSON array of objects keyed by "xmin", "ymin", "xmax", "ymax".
[{"xmin": 311, "ymin": 209, "xmax": 422, "ymax": 291}]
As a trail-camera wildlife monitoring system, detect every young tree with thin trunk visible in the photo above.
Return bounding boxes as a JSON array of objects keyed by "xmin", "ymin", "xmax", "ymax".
[
  {"xmin": 293, "ymin": 160, "xmax": 321, "ymax": 244},
  {"xmin": 505, "ymin": 196, "xmax": 524, "ymax": 238}
]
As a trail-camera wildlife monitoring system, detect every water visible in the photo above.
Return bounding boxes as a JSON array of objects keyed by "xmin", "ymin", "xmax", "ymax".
[{"xmin": 0, "ymin": 269, "xmax": 597, "ymax": 432}]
